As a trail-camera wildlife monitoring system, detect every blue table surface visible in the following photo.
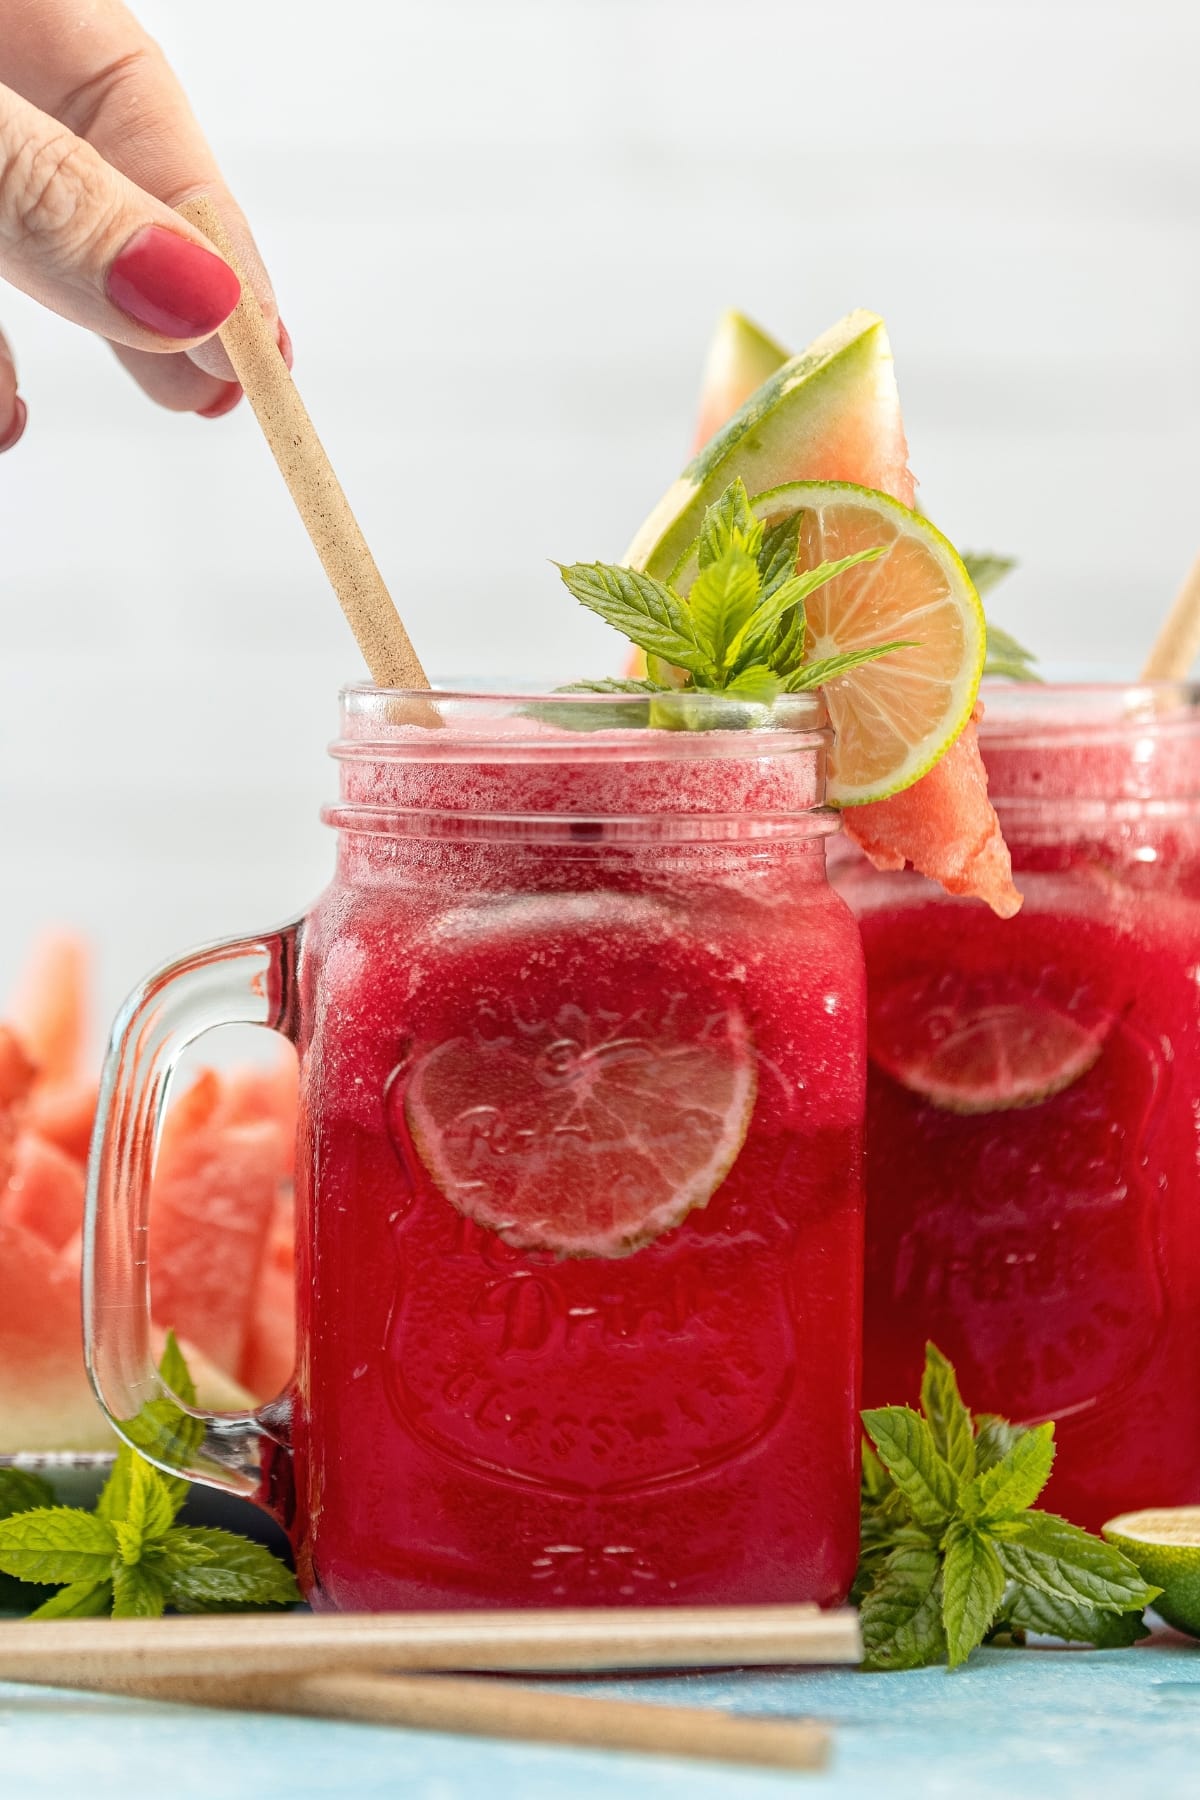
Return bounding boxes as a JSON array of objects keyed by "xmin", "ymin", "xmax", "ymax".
[{"xmin": 3, "ymin": 1627, "xmax": 1199, "ymax": 1800}]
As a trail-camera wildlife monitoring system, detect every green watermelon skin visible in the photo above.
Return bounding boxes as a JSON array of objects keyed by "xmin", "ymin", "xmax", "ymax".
[
  {"xmin": 691, "ymin": 311, "xmax": 789, "ymax": 452},
  {"xmin": 627, "ymin": 309, "xmax": 914, "ymax": 578}
]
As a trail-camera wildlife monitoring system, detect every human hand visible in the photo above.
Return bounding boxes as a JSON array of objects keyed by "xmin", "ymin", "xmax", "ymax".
[{"xmin": 0, "ymin": 0, "xmax": 289, "ymax": 451}]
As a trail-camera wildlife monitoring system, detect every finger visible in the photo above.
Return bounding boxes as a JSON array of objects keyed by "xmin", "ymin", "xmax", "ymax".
[
  {"xmin": 0, "ymin": 321, "xmax": 25, "ymax": 451},
  {"xmin": 0, "ymin": 82, "xmax": 244, "ymax": 355},
  {"xmin": 0, "ymin": 5, "xmax": 280, "ymax": 382},
  {"xmin": 108, "ymin": 340, "xmax": 240, "ymax": 417}
]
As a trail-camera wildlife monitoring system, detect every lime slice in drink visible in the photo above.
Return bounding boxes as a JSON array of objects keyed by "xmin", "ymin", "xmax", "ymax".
[
  {"xmin": 711, "ymin": 482, "xmax": 985, "ymax": 807},
  {"xmin": 401, "ymin": 899, "xmax": 757, "ymax": 1258},
  {"xmin": 868, "ymin": 970, "xmax": 1111, "ymax": 1114},
  {"xmin": 1103, "ymin": 1510, "xmax": 1200, "ymax": 1637}
]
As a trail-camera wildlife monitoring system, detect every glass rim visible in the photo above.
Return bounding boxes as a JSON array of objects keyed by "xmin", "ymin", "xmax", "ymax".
[
  {"xmin": 979, "ymin": 679, "xmax": 1200, "ymax": 737},
  {"xmin": 979, "ymin": 679, "xmax": 1200, "ymax": 813},
  {"xmin": 335, "ymin": 682, "xmax": 831, "ymax": 764}
]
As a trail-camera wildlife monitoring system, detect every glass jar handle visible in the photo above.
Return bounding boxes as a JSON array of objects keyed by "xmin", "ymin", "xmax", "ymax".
[{"xmin": 83, "ymin": 924, "xmax": 300, "ymax": 1499}]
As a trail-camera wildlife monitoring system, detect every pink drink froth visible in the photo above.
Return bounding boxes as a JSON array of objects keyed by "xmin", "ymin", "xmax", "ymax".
[
  {"xmin": 282, "ymin": 705, "xmax": 867, "ymax": 1609},
  {"xmin": 837, "ymin": 688, "xmax": 1200, "ymax": 1529}
]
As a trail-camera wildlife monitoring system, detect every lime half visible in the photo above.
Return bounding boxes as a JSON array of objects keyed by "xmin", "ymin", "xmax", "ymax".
[{"xmin": 1103, "ymin": 1509, "xmax": 1200, "ymax": 1637}]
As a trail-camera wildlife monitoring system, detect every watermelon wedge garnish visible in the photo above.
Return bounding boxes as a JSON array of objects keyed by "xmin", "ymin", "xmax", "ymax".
[
  {"xmin": 667, "ymin": 308, "xmax": 1020, "ymax": 918},
  {"xmin": 690, "ymin": 310, "xmax": 791, "ymax": 454}
]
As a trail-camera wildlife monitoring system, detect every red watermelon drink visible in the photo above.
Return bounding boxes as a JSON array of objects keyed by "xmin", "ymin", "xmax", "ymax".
[
  {"xmin": 287, "ymin": 687, "xmax": 867, "ymax": 1610},
  {"xmin": 836, "ymin": 684, "xmax": 1200, "ymax": 1530}
]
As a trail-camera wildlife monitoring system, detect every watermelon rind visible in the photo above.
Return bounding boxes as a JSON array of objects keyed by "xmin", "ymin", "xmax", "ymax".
[{"xmin": 625, "ymin": 309, "xmax": 909, "ymax": 580}]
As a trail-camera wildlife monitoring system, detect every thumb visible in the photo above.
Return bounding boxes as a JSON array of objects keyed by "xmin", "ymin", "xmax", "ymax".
[{"xmin": 0, "ymin": 80, "xmax": 239, "ymax": 351}]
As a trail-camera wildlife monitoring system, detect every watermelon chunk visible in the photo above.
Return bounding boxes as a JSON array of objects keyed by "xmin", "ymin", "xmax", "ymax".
[
  {"xmin": 627, "ymin": 309, "xmax": 916, "ymax": 578},
  {"xmin": 240, "ymin": 1189, "xmax": 296, "ymax": 1401},
  {"xmin": 0, "ymin": 935, "xmax": 296, "ymax": 1454},
  {"xmin": 0, "ymin": 1214, "xmax": 110, "ymax": 1452},
  {"xmin": 847, "ymin": 705, "xmax": 1021, "ymax": 917},
  {"xmin": 2, "ymin": 1132, "xmax": 85, "ymax": 1250},
  {"xmin": 691, "ymin": 311, "xmax": 790, "ymax": 453},
  {"xmin": 0, "ymin": 1025, "xmax": 36, "ymax": 1188},
  {"xmin": 7, "ymin": 930, "xmax": 89, "ymax": 1083},
  {"xmin": 150, "ymin": 1074, "xmax": 282, "ymax": 1376},
  {"xmin": 25, "ymin": 1076, "xmax": 98, "ymax": 1165},
  {"xmin": 672, "ymin": 308, "xmax": 1019, "ymax": 917}
]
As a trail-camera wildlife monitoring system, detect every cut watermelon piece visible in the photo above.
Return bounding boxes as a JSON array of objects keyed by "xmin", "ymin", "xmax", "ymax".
[
  {"xmin": 2, "ymin": 1132, "xmax": 85, "ymax": 1250},
  {"xmin": 221, "ymin": 1057, "xmax": 298, "ymax": 1180},
  {"xmin": 626, "ymin": 309, "xmax": 915, "ymax": 580},
  {"xmin": 0, "ymin": 1025, "xmax": 36, "ymax": 1188},
  {"xmin": 7, "ymin": 930, "xmax": 89, "ymax": 1084},
  {"xmin": 0, "ymin": 1214, "xmax": 111, "ymax": 1452},
  {"xmin": 239, "ymin": 1189, "xmax": 295, "ymax": 1401},
  {"xmin": 845, "ymin": 705, "xmax": 1021, "ymax": 917},
  {"xmin": 667, "ymin": 309, "xmax": 1018, "ymax": 917},
  {"xmin": 150, "ymin": 1075, "xmax": 282, "ymax": 1376},
  {"xmin": 692, "ymin": 311, "xmax": 789, "ymax": 453},
  {"xmin": 25, "ymin": 1076, "xmax": 98, "ymax": 1165}
]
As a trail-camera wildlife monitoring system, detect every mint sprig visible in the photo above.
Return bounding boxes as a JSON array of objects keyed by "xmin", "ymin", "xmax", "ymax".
[
  {"xmin": 558, "ymin": 478, "xmax": 906, "ymax": 709},
  {"xmin": 959, "ymin": 551, "xmax": 1041, "ymax": 682},
  {"xmin": 0, "ymin": 1333, "xmax": 299, "ymax": 1619},
  {"xmin": 858, "ymin": 1343, "xmax": 1160, "ymax": 1671}
]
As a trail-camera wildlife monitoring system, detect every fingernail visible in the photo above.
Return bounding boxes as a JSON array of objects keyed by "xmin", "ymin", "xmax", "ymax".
[
  {"xmin": 0, "ymin": 396, "xmax": 27, "ymax": 453},
  {"xmin": 106, "ymin": 226, "xmax": 241, "ymax": 340},
  {"xmin": 276, "ymin": 318, "xmax": 294, "ymax": 370},
  {"xmin": 197, "ymin": 381, "xmax": 243, "ymax": 420}
]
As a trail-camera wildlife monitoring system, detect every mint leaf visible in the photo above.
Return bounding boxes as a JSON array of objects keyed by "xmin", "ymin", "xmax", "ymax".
[
  {"xmin": 729, "ymin": 549, "xmax": 886, "ymax": 672},
  {"xmin": 160, "ymin": 1527, "xmax": 300, "ymax": 1611},
  {"xmin": 962, "ymin": 551, "xmax": 1015, "ymax": 597},
  {"xmin": 116, "ymin": 1456, "xmax": 181, "ymax": 1558},
  {"xmin": 28, "ymin": 1579, "xmax": 114, "ymax": 1620},
  {"xmin": 722, "ymin": 665, "xmax": 780, "ymax": 704},
  {"xmin": 159, "ymin": 1328, "xmax": 199, "ymax": 1408},
  {"xmin": 785, "ymin": 641, "xmax": 912, "ymax": 692},
  {"xmin": 1000, "ymin": 1584, "xmax": 1150, "ymax": 1648},
  {"xmin": 113, "ymin": 1560, "xmax": 166, "ymax": 1619},
  {"xmin": 984, "ymin": 621, "xmax": 1041, "ymax": 683},
  {"xmin": 856, "ymin": 1347, "xmax": 1154, "ymax": 1672},
  {"xmin": 968, "ymin": 1421, "xmax": 1055, "ymax": 1522},
  {"xmin": 0, "ymin": 1470, "xmax": 54, "ymax": 1517},
  {"xmin": 0, "ymin": 1508, "xmax": 116, "ymax": 1586},
  {"xmin": 555, "ymin": 677, "xmax": 664, "ymax": 695},
  {"xmin": 861, "ymin": 1406, "xmax": 959, "ymax": 1528},
  {"xmin": 697, "ymin": 478, "xmax": 762, "ymax": 569},
  {"xmin": 556, "ymin": 563, "xmax": 713, "ymax": 679},
  {"xmin": 97, "ymin": 1447, "xmax": 136, "ymax": 1527},
  {"xmin": 862, "ymin": 1441, "xmax": 893, "ymax": 1506},
  {"xmin": 860, "ymin": 1545, "xmax": 946, "ymax": 1671},
  {"xmin": 687, "ymin": 545, "xmax": 762, "ymax": 668},
  {"xmin": 769, "ymin": 597, "xmax": 807, "ymax": 678},
  {"xmin": 942, "ymin": 1523, "xmax": 1006, "ymax": 1668},
  {"xmin": 757, "ymin": 512, "xmax": 803, "ymax": 603},
  {"xmin": 995, "ymin": 1512, "xmax": 1160, "ymax": 1613},
  {"xmin": 0, "ymin": 1470, "xmax": 57, "ymax": 1613},
  {"xmin": 973, "ymin": 1414, "xmax": 1027, "ymax": 1475},
  {"xmin": 920, "ymin": 1344, "xmax": 975, "ymax": 1481}
]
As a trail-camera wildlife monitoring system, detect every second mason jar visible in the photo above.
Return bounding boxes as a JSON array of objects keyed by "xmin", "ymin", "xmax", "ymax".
[{"xmin": 835, "ymin": 683, "xmax": 1200, "ymax": 1530}]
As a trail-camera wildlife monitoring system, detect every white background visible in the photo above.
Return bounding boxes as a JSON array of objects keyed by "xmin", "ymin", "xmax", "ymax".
[{"xmin": 1, "ymin": 0, "xmax": 1198, "ymax": 1032}]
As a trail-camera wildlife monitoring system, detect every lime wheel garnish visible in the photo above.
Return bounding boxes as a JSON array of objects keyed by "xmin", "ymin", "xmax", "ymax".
[
  {"xmin": 868, "ymin": 969, "xmax": 1112, "ymax": 1115},
  {"xmin": 398, "ymin": 898, "xmax": 757, "ymax": 1258}
]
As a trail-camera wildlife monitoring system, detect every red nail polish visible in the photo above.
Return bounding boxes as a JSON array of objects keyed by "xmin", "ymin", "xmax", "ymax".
[
  {"xmin": 197, "ymin": 382, "xmax": 243, "ymax": 420},
  {"xmin": 0, "ymin": 396, "xmax": 27, "ymax": 453},
  {"xmin": 106, "ymin": 226, "xmax": 241, "ymax": 340},
  {"xmin": 276, "ymin": 318, "xmax": 294, "ymax": 370}
]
